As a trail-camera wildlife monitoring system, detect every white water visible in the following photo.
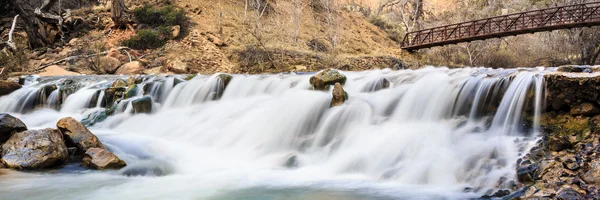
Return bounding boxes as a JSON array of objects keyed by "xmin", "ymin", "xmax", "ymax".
[{"xmin": 0, "ymin": 67, "xmax": 548, "ymax": 200}]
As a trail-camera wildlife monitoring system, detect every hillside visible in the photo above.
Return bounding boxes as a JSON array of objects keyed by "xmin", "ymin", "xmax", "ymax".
[{"xmin": 0, "ymin": 0, "xmax": 417, "ymax": 77}]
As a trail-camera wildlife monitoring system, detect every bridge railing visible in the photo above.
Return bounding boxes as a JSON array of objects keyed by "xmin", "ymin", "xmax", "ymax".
[{"xmin": 401, "ymin": 2, "xmax": 600, "ymax": 51}]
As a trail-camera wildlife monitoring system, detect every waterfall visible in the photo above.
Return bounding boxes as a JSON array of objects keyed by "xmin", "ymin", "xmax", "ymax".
[{"xmin": 0, "ymin": 67, "xmax": 549, "ymax": 200}]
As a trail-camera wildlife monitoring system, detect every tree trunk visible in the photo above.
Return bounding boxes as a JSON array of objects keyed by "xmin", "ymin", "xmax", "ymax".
[
  {"xmin": 111, "ymin": 0, "xmax": 128, "ymax": 28},
  {"xmin": 7, "ymin": 0, "xmax": 50, "ymax": 49}
]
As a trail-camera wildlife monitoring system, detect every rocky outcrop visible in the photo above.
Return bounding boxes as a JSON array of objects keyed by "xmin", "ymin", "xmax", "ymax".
[
  {"xmin": 0, "ymin": 113, "xmax": 27, "ymax": 144},
  {"xmin": 309, "ymin": 69, "xmax": 347, "ymax": 90},
  {"xmin": 132, "ymin": 97, "xmax": 152, "ymax": 114},
  {"xmin": 1, "ymin": 128, "xmax": 68, "ymax": 169},
  {"xmin": 569, "ymin": 102, "xmax": 600, "ymax": 116},
  {"xmin": 0, "ymin": 80, "xmax": 21, "ymax": 96},
  {"xmin": 82, "ymin": 148, "xmax": 126, "ymax": 170},
  {"xmin": 330, "ymin": 83, "xmax": 348, "ymax": 107},
  {"xmin": 115, "ymin": 61, "xmax": 144, "ymax": 75},
  {"xmin": 56, "ymin": 117, "xmax": 106, "ymax": 154},
  {"xmin": 545, "ymin": 72, "xmax": 600, "ymax": 111}
]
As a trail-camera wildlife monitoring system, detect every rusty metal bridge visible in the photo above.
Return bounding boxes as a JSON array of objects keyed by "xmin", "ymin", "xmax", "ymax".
[{"xmin": 400, "ymin": 2, "xmax": 600, "ymax": 51}]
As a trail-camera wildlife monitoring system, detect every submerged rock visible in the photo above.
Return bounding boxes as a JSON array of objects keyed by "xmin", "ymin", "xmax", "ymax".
[
  {"xmin": 82, "ymin": 148, "xmax": 126, "ymax": 170},
  {"xmin": 309, "ymin": 69, "xmax": 346, "ymax": 90},
  {"xmin": 330, "ymin": 83, "xmax": 348, "ymax": 107},
  {"xmin": 125, "ymin": 85, "xmax": 139, "ymax": 99},
  {"xmin": 131, "ymin": 96, "xmax": 152, "ymax": 114},
  {"xmin": 363, "ymin": 78, "xmax": 390, "ymax": 92},
  {"xmin": 1, "ymin": 128, "xmax": 68, "ymax": 169},
  {"xmin": 121, "ymin": 160, "xmax": 173, "ymax": 177},
  {"xmin": 0, "ymin": 80, "xmax": 21, "ymax": 96},
  {"xmin": 56, "ymin": 117, "xmax": 106, "ymax": 154},
  {"xmin": 284, "ymin": 154, "xmax": 298, "ymax": 168},
  {"xmin": 81, "ymin": 110, "xmax": 108, "ymax": 126},
  {"xmin": 0, "ymin": 113, "xmax": 28, "ymax": 144}
]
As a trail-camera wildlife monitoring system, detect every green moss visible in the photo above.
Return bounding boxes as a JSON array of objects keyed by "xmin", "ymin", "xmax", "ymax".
[
  {"xmin": 122, "ymin": 29, "xmax": 169, "ymax": 50},
  {"xmin": 133, "ymin": 4, "xmax": 186, "ymax": 27},
  {"xmin": 539, "ymin": 113, "xmax": 590, "ymax": 137}
]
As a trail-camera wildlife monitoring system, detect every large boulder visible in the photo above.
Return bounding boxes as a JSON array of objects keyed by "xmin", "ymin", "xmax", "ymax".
[
  {"xmin": 100, "ymin": 56, "xmax": 122, "ymax": 74},
  {"xmin": 82, "ymin": 148, "xmax": 126, "ymax": 170},
  {"xmin": 0, "ymin": 113, "xmax": 27, "ymax": 144},
  {"xmin": 1, "ymin": 128, "xmax": 68, "ymax": 169},
  {"xmin": 330, "ymin": 83, "xmax": 348, "ymax": 107},
  {"xmin": 309, "ymin": 69, "xmax": 347, "ymax": 90},
  {"xmin": 0, "ymin": 80, "xmax": 21, "ymax": 96},
  {"xmin": 131, "ymin": 96, "xmax": 152, "ymax": 114},
  {"xmin": 56, "ymin": 117, "xmax": 106, "ymax": 154},
  {"xmin": 115, "ymin": 61, "xmax": 144, "ymax": 75}
]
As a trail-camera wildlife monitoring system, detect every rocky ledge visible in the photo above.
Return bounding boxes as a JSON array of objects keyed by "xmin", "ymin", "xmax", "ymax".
[
  {"xmin": 515, "ymin": 65, "xmax": 600, "ymax": 199},
  {"xmin": 0, "ymin": 114, "xmax": 126, "ymax": 171}
]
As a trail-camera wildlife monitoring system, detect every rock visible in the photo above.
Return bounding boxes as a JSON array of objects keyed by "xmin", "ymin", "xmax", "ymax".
[
  {"xmin": 56, "ymin": 117, "xmax": 106, "ymax": 154},
  {"xmin": 131, "ymin": 97, "xmax": 152, "ymax": 114},
  {"xmin": 284, "ymin": 154, "xmax": 298, "ymax": 168},
  {"xmin": 100, "ymin": 56, "xmax": 122, "ymax": 74},
  {"xmin": 104, "ymin": 87, "xmax": 126, "ymax": 107},
  {"xmin": 167, "ymin": 59, "xmax": 189, "ymax": 74},
  {"xmin": 547, "ymin": 135, "xmax": 573, "ymax": 152},
  {"xmin": 81, "ymin": 110, "xmax": 108, "ymax": 126},
  {"xmin": 583, "ymin": 161, "xmax": 600, "ymax": 184},
  {"xmin": 562, "ymin": 156, "xmax": 580, "ymax": 170},
  {"xmin": 0, "ymin": 113, "xmax": 27, "ymax": 144},
  {"xmin": 1, "ymin": 128, "xmax": 68, "ymax": 169},
  {"xmin": 111, "ymin": 79, "xmax": 127, "ymax": 88},
  {"xmin": 569, "ymin": 102, "xmax": 600, "ymax": 116},
  {"xmin": 206, "ymin": 33, "xmax": 225, "ymax": 46},
  {"xmin": 171, "ymin": 25, "xmax": 181, "ymax": 38},
  {"xmin": 125, "ymin": 85, "xmax": 139, "ymax": 99},
  {"xmin": 481, "ymin": 189, "xmax": 511, "ymax": 198},
  {"xmin": 115, "ymin": 61, "xmax": 144, "ymax": 75},
  {"xmin": 364, "ymin": 78, "xmax": 390, "ymax": 92},
  {"xmin": 37, "ymin": 65, "xmax": 80, "ymax": 76},
  {"xmin": 43, "ymin": 84, "xmax": 58, "ymax": 97},
  {"xmin": 126, "ymin": 75, "xmax": 143, "ymax": 86},
  {"xmin": 217, "ymin": 74, "xmax": 233, "ymax": 88},
  {"xmin": 0, "ymin": 80, "xmax": 22, "ymax": 96},
  {"xmin": 121, "ymin": 160, "xmax": 173, "ymax": 177},
  {"xmin": 295, "ymin": 65, "xmax": 307, "ymax": 71},
  {"xmin": 556, "ymin": 188, "xmax": 586, "ymax": 200},
  {"xmin": 556, "ymin": 65, "xmax": 599, "ymax": 73},
  {"xmin": 309, "ymin": 68, "xmax": 347, "ymax": 90},
  {"xmin": 516, "ymin": 164, "xmax": 538, "ymax": 184},
  {"xmin": 331, "ymin": 83, "xmax": 348, "ymax": 107},
  {"xmin": 82, "ymin": 148, "xmax": 126, "ymax": 170}
]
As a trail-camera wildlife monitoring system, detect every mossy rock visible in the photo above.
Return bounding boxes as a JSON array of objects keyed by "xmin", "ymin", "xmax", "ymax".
[
  {"xmin": 112, "ymin": 79, "xmax": 127, "ymax": 88},
  {"xmin": 132, "ymin": 97, "xmax": 152, "ymax": 114},
  {"xmin": 127, "ymin": 75, "xmax": 143, "ymax": 86},
  {"xmin": 217, "ymin": 74, "xmax": 233, "ymax": 87},
  {"xmin": 82, "ymin": 109, "xmax": 108, "ymax": 126},
  {"xmin": 125, "ymin": 85, "xmax": 139, "ymax": 99},
  {"xmin": 309, "ymin": 69, "xmax": 347, "ymax": 90},
  {"xmin": 184, "ymin": 75, "xmax": 196, "ymax": 81},
  {"xmin": 42, "ymin": 84, "xmax": 57, "ymax": 97},
  {"xmin": 539, "ymin": 112, "xmax": 590, "ymax": 137}
]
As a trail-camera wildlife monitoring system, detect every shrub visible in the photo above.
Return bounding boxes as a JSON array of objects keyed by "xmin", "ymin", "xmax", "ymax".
[
  {"xmin": 307, "ymin": 38, "xmax": 330, "ymax": 52},
  {"xmin": 367, "ymin": 16, "xmax": 405, "ymax": 42},
  {"xmin": 133, "ymin": 4, "xmax": 186, "ymax": 27},
  {"xmin": 122, "ymin": 29, "xmax": 169, "ymax": 50}
]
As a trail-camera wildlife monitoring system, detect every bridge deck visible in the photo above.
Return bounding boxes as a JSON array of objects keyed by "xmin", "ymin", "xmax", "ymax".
[{"xmin": 401, "ymin": 2, "xmax": 600, "ymax": 51}]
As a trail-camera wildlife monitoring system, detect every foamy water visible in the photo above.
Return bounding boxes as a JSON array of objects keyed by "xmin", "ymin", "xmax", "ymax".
[{"xmin": 0, "ymin": 67, "xmax": 549, "ymax": 200}]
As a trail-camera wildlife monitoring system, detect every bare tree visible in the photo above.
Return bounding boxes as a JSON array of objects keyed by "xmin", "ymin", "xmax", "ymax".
[
  {"xmin": 291, "ymin": 0, "xmax": 304, "ymax": 46},
  {"xmin": 6, "ymin": 0, "xmax": 71, "ymax": 48},
  {"xmin": 111, "ymin": 0, "xmax": 128, "ymax": 28}
]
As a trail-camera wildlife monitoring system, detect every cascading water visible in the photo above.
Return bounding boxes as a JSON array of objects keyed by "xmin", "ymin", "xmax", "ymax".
[{"xmin": 0, "ymin": 67, "xmax": 549, "ymax": 200}]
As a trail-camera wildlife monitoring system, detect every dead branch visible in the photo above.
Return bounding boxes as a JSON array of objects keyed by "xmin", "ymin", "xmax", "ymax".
[
  {"xmin": 0, "ymin": 68, "xmax": 4, "ymax": 76},
  {"xmin": 6, "ymin": 15, "xmax": 19, "ymax": 51},
  {"xmin": 36, "ymin": 47, "xmax": 132, "ymax": 71}
]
